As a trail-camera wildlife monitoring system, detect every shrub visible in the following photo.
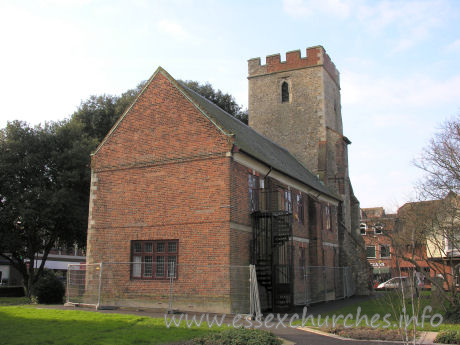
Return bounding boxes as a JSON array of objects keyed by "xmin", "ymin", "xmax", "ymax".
[
  {"xmin": 31, "ymin": 270, "xmax": 65, "ymax": 304},
  {"xmin": 445, "ymin": 298, "xmax": 460, "ymax": 323},
  {"xmin": 192, "ymin": 328, "xmax": 282, "ymax": 345},
  {"xmin": 435, "ymin": 330, "xmax": 460, "ymax": 344}
]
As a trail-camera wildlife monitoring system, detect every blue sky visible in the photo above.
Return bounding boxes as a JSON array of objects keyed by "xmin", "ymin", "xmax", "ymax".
[{"xmin": 1, "ymin": 0, "xmax": 459, "ymax": 212}]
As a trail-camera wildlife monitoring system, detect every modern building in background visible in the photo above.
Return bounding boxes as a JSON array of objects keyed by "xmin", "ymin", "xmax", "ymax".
[{"xmin": 361, "ymin": 194, "xmax": 460, "ymax": 289}]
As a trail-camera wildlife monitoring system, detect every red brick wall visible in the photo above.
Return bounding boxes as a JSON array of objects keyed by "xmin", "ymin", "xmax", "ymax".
[
  {"xmin": 230, "ymin": 161, "xmax": 251, "ymax": 226},
  {"xmin": 93, "ymin": 72, "xmax": 232, "ymax": 171},
  {"xmin": 87, "ymin": 71, "xmax": 235, "ymax": 302}
]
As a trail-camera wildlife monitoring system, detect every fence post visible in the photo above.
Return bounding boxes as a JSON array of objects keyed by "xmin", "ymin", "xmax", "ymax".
[
  {"xmin": 66, "ymin": 264, "xmax": 71, "ymax": 304},
  {"xmin": 167, "ymin": 262, "xmax": 175, "ymax": 313},
  {"xmin": 303, "ymin": 266, "xmax": 307, "ymax": 305},
  {"xmin": 323, "ymin": 267, "xmax": 326, "ymax": 301},
  {"xmin": 249, "ymin": 265, "xmax": 261, "ymax": 319},
  {"xmin": 96, "ymin": 263, "xmax": 103, "ymax": 309},
  {"xmin": 343, "ymin": 267, "xmax": 346, "ymax": 298},
  {"xmin": 249, "ymin": 265, "xmax": 254, "ymax": 317}
]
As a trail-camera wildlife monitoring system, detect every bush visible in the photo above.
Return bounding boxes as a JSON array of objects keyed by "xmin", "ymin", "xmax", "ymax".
[
  {"xmin": 31, "ymin": 270, "xmax": 65, "ymax": 304},
  {"xmin": 445, "ymin": 298, "xmax": 460, "ymax": 323},
  {"xmin": 435, "ymin": 330, "xmax": 460, "ymax": 344},
  {"xmin": 192, "ymin": 328, "xmax": 282, "ymax": 345}
]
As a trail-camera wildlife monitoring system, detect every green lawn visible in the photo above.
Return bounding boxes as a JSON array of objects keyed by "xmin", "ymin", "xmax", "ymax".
[
  {"xmin": 298, "ymin": 292, "xmax": 459, "ymax": 332},
  {"xmin": 0, "ymin": 305, "xmax": 214, "ymax": 345},
  {"xmin": 0, "ymin": 297, "xmax": 30, "ymax": 306}
]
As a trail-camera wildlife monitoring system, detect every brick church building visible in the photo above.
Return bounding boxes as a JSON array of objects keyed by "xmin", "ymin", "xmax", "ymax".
[{"xmin": 86, "ymin": 46, "xmax": 370, "ymax": 313}]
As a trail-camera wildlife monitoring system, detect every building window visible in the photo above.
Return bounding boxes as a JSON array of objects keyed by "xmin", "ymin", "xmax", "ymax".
[
  {"xmin": 299, "ymin": 247, "xmax": 306, "ymax": 268},
  {"xmin": 296, "ymin": 193, "xmax": 304, "ymax": 224},
  {"xmin": 284, "ymin": 190, "xmax": 292, "ymax": 213},
  {"xmin": 281, "ymin": 81, "xmax": 289, "ymax": 103},
  {"xmin": 374, "ymin": 224, "xmax": 383, "ymax": 235},
  {"xmin": 380, "ymin": 245, "xmax": 390, "ymax": 258},
  {"xmin": 131, "ymin": 240, "xmax": 178, "ymax": 279},
  {"xmin": 324, "ymin": 204, "xmax": 331, "ymax": 231},
  {"xmin": 360, "ymin": 223, "xmax": 367, "ymax": 235},
  {"xmin": 248, "ymin": 174, "xmax": 259, "ymax": 212},
  {"xmin": 366, "ymin": 246, "xmax": 376, "ymax": 258}
]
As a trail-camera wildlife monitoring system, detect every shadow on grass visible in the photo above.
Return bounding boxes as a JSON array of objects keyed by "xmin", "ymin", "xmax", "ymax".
[{"xmin": 0, "ymin": 306, "xmax": 212, "ymax": 345}]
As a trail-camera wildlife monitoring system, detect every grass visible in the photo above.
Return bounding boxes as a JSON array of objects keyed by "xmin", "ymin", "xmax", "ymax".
[
  {"xmin": 296, "ymin": 292, "xmax": 459, "ymax": 333},
  {"xmin": 0, "ymin": 305, "xmax": 214, "ymax": 345},
  {"xmin": 0, "ymin": 296, "xmax": 30, "ymax": 306}
]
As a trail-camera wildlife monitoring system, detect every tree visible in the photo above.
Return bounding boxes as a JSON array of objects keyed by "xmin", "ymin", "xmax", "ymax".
[
  {"xmin": 392, "ymin": 116, "xmax": 460, "ymax": 314},
  {"xmin": 71, "ymin": 81, "xmax": 146, "ymax": 143},
  {"xmin": 414, "ymin": 116, "xmax": 460, "ymax": 199},
  {"xmin": 0, "ymin": 78, "xmax": 245, "ymax": 296},
  {"xmin": 180, "ymin": 80, "xmax": 248, "ymax": 124},
  {"xmin": 0, "ymin": 120, "xmax": 97, "ymax": 296}
]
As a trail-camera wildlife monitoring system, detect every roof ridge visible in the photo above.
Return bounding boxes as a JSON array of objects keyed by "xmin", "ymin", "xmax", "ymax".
[
  {"xmin": 178, "ymin": 82, "xmax": 313, "ymax": 163},
  {"xmin": 178, "ymin": 81, "xmax": 337, "ymax": 199}
]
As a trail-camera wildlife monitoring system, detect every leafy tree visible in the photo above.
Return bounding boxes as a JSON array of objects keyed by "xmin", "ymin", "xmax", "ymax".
[
  {"xmin": 0, "ymin": 120, "xmax": 97, "ymax": 296},
  {"xmin": 71, "ymin": 81, "xmax": 146, "ymax": 143},
  {"xmin": 72, "ymin": 79, "xmax": 248, "ymax": 147},
  {"xmin": 180, "ymin": 80, "xmax": 248, "ymax": 124},
  {"xmin": 0, "ymin": 78, "xmax": 246, "ymax": 296}
]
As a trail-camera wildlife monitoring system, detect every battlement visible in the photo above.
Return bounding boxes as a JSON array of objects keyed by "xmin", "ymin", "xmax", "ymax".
[{"xmin": 248, "ymin": 46, "xmax": 340, "ymax": 86}]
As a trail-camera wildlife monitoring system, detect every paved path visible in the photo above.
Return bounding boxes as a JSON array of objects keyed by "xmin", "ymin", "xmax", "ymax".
[{"xmin": 271, "ymin": 326, "xmax": 406, "ymax": 345}]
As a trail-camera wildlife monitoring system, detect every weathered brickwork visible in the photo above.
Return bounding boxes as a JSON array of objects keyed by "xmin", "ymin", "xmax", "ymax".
[
  {"xmin": 87, "ymin": 71, "xmax": 240, "ymax": 311},
  {"xmin": 248, "ymin": 46, "xmax": 371, "ymax": 295},
  {"xmin": 87, "ymin": 47, "xmax": 369, "ymax": 313}
]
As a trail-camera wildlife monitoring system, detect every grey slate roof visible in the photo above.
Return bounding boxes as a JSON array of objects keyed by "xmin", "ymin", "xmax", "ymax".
[{"xmin": 178, "ymin": 82, "xmax": 339, "ymax": 200}]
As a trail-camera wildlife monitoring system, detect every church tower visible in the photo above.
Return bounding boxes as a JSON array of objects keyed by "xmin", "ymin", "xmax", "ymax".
[
  {"xmin": 248, "ymin": 46, "xmax": 352, "ymax": 227},
  {"xmin": 248, "ymin": 46, "xmax": 370, "ymax": 294}
]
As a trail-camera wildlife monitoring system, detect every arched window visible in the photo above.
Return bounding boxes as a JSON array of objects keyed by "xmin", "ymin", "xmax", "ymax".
[{"xmin": 281, "ymin": 81, "xmax": 289, "ymax": 103}]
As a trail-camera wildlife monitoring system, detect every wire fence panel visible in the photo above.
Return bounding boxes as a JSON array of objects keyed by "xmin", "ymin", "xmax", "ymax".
[
  {"xmin": 67, "ymin": 263, "xmax": 251, "ymax": 314},
  {"xmin": 67, "ymin": 263, "xmax": 354, "ymax": 312},
  {"xmin": 66, "ymin": 263, "xmax": 102, "ymax": 307},
  {"xmin": 293, "ymin": 266, "xmax": 355, "ymax": 306}
]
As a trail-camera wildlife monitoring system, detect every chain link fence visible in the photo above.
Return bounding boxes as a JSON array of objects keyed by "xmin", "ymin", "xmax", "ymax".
[
  {"xmin": 67, "ymin": 263, "xmax": 251, "ymax": 314},
  {"xmin": 293, "ymin": 266, "xmax": 355, "ymax": 306}
]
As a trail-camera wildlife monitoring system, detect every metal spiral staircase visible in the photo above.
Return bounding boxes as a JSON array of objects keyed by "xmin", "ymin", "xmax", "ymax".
[{"xmin": 251, "ymin": 189, "xmax": 293, "ymax": 312}]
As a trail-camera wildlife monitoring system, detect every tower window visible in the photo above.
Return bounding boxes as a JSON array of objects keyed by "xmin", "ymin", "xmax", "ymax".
[{"xmin": 281, "ymin": 81, "xmax": 289, "ymax": 103}]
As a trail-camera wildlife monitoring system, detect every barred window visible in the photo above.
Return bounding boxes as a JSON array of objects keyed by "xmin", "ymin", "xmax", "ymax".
[{"xmin": 131, "ymin": 240, "xmax": 178, "ymax": 279}]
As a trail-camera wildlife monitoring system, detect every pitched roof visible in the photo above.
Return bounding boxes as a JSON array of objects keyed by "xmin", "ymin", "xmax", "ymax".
[
  {"xmin": 176, "ymin": 79, "xmax": 339, "ymax": 200},
  {"xmin": 93, "ymin": 67, "xmax": 339, "ymax": 200}
]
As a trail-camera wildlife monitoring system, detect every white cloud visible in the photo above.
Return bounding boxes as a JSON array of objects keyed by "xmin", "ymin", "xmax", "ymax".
[
  {"xmin": 283, "ymin": 0, "xmax": 449, "ymax": 52},
  {"xmin": 156, "ymin": 19, "xmax": 196, "ymax": 42},
  {"xmin": 445, "ymin": 39, "xmax": 460, "ymax": 52},
  {"xmin": 282, "ymin": 0, "xmax": 350, "ymax": 18},
  {"xmin": 342, "ymin": 71, "xmax": 460, "ymax": 110},
  {"xmin": 38, "ymin": 0, "xmax": 93, "ymax": 6},
  {"xmin": 357, "ymin": 1, "xmax": 446, "ymax": 53}
]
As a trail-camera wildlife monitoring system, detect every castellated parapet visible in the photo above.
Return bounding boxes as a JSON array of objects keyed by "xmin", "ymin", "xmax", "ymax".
[{"xmin": 248, "ymin": 46, "xmax": 340, "ymax": 87}]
